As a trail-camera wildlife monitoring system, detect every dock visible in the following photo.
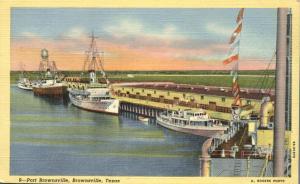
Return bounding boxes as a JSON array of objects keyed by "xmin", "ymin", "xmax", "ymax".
[
  {"xmin": 111, "ymin": 82, "xmax": 274, "ymax": 121},
  {"xmin": 50, "ymin": 78, "xmax": 291, "ymax": 177}
]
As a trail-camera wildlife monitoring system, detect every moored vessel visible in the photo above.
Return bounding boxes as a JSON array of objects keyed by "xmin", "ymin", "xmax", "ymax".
[
  {"xmin": 138, "ymin": 116, "xmax": 149, "ymax": 122},
  {"xmin": 17, "ymin": 77, "xmax": 33, "ymax": 90},
  {"xmin": 68, "ymin": 33, "xmax": 119, "ymax": 115},
  {"xmin": 33, "ymin": 79, "xmax": 67, "ymax": 97},
  {"xmin": 32, "ymin": 49, "xmax": 67, "ymax": 97},
  {"xmin": 17, "ymin": 65, "xmax": 33, "ymax": 91},
  {"xmin": 156, "ymin": 109, "xmax": 228, "ymax": 137}
]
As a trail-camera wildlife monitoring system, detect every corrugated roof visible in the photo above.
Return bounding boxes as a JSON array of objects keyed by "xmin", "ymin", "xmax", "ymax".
[{"xmin": 122, "ymin": 84, "xmax": 275, "ymax": 100}]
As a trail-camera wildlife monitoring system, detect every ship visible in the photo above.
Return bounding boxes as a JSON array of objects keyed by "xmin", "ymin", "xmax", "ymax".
[
  {"xmin": 33, "ymin": 77, "xmax": 67, "ymax": 97},
  {"xmin": 32, "ymin": 49, "xmax": 67, "ymax": 97},
  {"xmin": 156, "ymin": 109, "xmax": 228, "ymax": 137},
  {"xmin": 68, "ymin": 33, "xmax": 119, "ymax": 115}
]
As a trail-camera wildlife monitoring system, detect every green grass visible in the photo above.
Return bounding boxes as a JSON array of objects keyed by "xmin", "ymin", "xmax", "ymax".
[
  {"xmin": 10, "ymin": 71, "xmax": 275, "ymax": 89},
  {"xmin": 109, "ymin": 75, "xmax": 274, "ymax": 89}
]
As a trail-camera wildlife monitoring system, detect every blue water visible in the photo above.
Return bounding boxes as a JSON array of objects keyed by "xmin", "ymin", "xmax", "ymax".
[{"xmin": 10, "ymin": 86, "xmax": 206, "ymax": 176}]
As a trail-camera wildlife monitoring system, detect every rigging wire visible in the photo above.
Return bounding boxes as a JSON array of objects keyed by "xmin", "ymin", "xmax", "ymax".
[
  {"xmin": 250, "ymin": 51, "xmax": 276, "ymax": 111},
  {"xmin": 257, "ymin": 51, "xmax": 276, "ymax": 91},
  {"xmin": 251, "ymin": 51, "xmax": 276, "ymax": 103}
]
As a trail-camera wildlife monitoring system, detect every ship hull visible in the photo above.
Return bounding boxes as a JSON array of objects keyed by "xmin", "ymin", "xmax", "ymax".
[
  {"xmin": 33, "ymin": 85, "xmax": 67, "ymax": 97},
  {"xmin": 69, "ymin": 93, "xmax": 119, "ymax": 115},
  {"xmin": 156, "ymin": 116, "xmax": 226, "ymax": 137}
]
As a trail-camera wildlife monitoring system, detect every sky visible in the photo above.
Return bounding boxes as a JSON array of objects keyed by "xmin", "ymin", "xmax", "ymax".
[{"xmin": 11, "ymin": 8, "xmax": 277, "ymax": 71}]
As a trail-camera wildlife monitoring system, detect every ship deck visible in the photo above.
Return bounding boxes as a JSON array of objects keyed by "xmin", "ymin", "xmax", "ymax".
[{"xmin": 211, "ymin": 125, "xmax": 265, "ymax": 159}]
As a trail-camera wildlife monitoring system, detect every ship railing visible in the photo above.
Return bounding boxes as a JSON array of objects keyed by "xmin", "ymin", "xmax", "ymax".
[
  {"xmin": 241, "ymin": 150, "xmax": 262, "ymax": 159},
  {"xmin": 210, "ymin": 149, "xmax": 232, "ymax": 157},
  {"xmin": 70, "ymin": 89, "xmax": 90, "ymax": 96}
]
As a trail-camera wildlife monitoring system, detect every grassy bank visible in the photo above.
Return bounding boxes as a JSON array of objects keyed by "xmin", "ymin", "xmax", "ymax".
[{"xmin": 11, "ymin": 70, "xmax": 275, "ymax": 89}]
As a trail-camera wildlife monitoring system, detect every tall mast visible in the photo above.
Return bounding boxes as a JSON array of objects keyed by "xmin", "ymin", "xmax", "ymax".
[
  {"xmin": 273, "ymin": 8, "xmax": 288, "ymax": 177},
  {"xmin": 83, "ymin": 32, "xmax": 109, "ymax": 85}
]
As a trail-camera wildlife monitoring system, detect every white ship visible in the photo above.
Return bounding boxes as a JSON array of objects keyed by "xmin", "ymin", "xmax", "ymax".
[
  {"xmin": 68, "ymin": 33, "xmax": 119, "ymax": 115},
  {"xmin": 156, "ymin": 109, "xmax": 228, "ymax": 137}
]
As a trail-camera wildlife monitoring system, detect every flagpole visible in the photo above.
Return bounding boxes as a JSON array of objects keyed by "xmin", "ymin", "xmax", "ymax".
[{"xmin": 273, "ymin": 8, "xmax": 288, "ymax": 177}]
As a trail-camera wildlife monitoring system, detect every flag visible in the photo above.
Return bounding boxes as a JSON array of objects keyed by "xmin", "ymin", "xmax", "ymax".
[
  {"xmin": 233, "ymin": 85, "xmax": 240, "ymax": 97},
  {"xmin": 231, "ymin": 62, "xmax": 239, "ymax": 72},
  {"xmin": 229, "ymin": 22, "xmax": 243, "ymax": 44},
  {"xmin": 222, "ymin": 8, "xmax": 245, "ymax": 108},
  {"xmin": 229, "ymin": 40, "xmax": 240, "ymax": 52},
  {"xmin": 228, "ymin": 41, "xmax": 240, "ymax": 56},
  {"xmin": 223, "ymin": 54, "xmax": 239, "ymax": 65},
  {"xmin": 233, "ymin": 97, "xmax": 242, "ymax": 106},
  {"xmin": 232, "ymin": 79, "xmax": 239, "ymax": 91},
  {"xmin": 232, "ymin": 71, "xmax": 238, "ymax": 82},
  {"xmin": 234, "ymin": 22, "xmax": 243, "ymax": 34},
  {"xmin": 236, "ymin": 8, "xmax": 245, "ymax": 23}
]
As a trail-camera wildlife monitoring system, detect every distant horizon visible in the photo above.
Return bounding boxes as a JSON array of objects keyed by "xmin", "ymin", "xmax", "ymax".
[
  {"xmin": 10, "ymin": 69, "xmax": 276, "ymax": 72},
  {"xmin": 11, "ymin": 8, "xmax": 277, "ymax": 71}
]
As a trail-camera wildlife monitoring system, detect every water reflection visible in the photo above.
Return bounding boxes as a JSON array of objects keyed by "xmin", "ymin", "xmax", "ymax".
[{"xmin": 11, "ymin": 86, "xmax": 205, "ymax": 176}]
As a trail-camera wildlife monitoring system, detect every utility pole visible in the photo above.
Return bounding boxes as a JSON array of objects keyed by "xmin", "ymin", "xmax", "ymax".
[{"xmin": 273, "ymin": 8, "xmax": 288, "ymax": 177}]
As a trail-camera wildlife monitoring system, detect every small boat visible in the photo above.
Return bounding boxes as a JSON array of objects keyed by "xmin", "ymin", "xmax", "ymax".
[
  {"xmin": 17, "ymin": 77, "xmax": 33, "ymax": 90},
  {"xmin": 156, "ymin": 109, "xmax": 228, "ymax": 137},
  {"xmin": 17, "ymin": 66, "xmax": 33, "ymax": 90},
  {"xmin": 138, "ymin": 116, "xmax": 149, "ymax": 123}
]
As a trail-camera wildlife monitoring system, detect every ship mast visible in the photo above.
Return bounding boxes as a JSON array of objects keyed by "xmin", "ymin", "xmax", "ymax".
[{"xmin": 83, "ymin": 32, "xmax": 110, "ymax": 85}]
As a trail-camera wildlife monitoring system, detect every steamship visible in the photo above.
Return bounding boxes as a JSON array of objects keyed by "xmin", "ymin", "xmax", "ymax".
[
  {"xmin": 32, "ymin": 76, "xmax": 67, "ymax": 97},
  {"xmin": 68, "ymin": 34, "xmax": 119, "ymax": 115},
  {"xmin": 32, "ymin": 49, "xmax": 67, "ymax": 97},
  {"xmin": 156, "ymin": 109, "xmax": 228, "ymax": 137}
]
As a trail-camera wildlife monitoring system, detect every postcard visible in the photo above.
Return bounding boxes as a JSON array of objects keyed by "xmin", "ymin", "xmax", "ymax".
[{"xmin": 0, "ymin": 0, "xmax": 299, "ymax": 183}]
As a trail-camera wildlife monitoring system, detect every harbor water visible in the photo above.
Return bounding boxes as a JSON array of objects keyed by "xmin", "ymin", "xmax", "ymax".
[{"xmin": 10, "ymin": 86, "xmax": 206, "ymax": 176}]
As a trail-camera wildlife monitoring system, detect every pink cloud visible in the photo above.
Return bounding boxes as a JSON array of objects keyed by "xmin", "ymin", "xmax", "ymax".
[{"xmin": 11, "ymin": 34, "xmax": 273, "ymax": 71}]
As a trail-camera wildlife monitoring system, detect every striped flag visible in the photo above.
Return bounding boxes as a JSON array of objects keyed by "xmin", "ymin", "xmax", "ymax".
[
  {"xmin": 227, "ymin": 40, "xmax": 240, "ymax": 56},
  {"xmin": 223, "ymin": 54, "xmax": 239, "ymax": 65},
  {"xmin": 236, "ymin": 8, "xmax": 245, "ymax": 23},
  {"xmin": 222, "ymin": 8, "xmax": 245, "ymax": 107},
  {"xmin": 233, "ymin": 84, "xmax": 240, "ymax": 97},
  {"xmin": 229, "ymin": 40, "xmax": 240, "ymax": 52},
  {"xmin": 233, "ymin": 96, "xmax": 242, "ymax": 106},
  {"xmin": 229, "ymin": 22, "xmax": 243, "ymax": 44},
  {"xmin": 232, "ymin": 79, "xmax": 239, "ymax": 90}
]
